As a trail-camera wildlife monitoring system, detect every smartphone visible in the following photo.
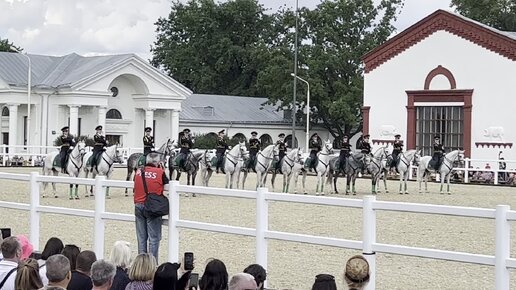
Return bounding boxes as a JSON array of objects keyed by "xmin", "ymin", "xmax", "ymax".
[
  {"xmin": 189, "ymin": 273, "xmax": 199, "ymax": 289},
  {"xmin": 184, "ymin": 252, "xmax": 194, "ymax": 271},
  {"xmin": 0, "ymin": 228, "xmax": 11, "ymax": 239}
]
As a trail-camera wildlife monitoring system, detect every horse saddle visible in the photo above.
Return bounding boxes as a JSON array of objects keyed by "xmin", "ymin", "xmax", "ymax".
[
  {"xmin": 53, "ymin": 153, "xmax": 70, "ymax": 168},
  {"xmin": 245, "ymin": 157, "xmax": 257, "ymax": 168},
  {"xmin": 429, "ymin": 157, "xmax": 443, "ymax": 170},
  {"xmin": 304, "ymin": 157, "xmax": 318, "ymax": 168},
  {"xmin": 87, "ymin": 153, "xmax": 103, "ymax": 167},
  {"xmin": 137, "ymin": 155, "xmax": 147, "ymax": 167}
]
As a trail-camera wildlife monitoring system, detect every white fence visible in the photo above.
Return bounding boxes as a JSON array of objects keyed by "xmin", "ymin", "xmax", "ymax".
[{"xmin": 0, "ymin": 172, "xmax": 515, "ymax": 289}]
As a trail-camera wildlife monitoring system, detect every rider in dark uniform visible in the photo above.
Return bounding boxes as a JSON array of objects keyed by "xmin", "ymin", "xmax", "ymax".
[
  {"xmin": 247, "ymin": 131, "xmax": 261, "ymax": 171},
  {"xmin": 275, "ymin": 133, "xmax": 287, "ymax": 173},
  {"xmin": 92, "ymin": 125, "xmax": 108, "ymax": 171},
  {"xmin": 390, "ymin": 134, "xmax": 403, "ymax": 169},
  {"xmin": 431, "ymin": 135, "xmax": 444, "ymax": 170},
  {"xmin": 358, "ymin": 134, "xmax": 372, "ymax": 155},
  {"xmin": 179, "ymin": 128, "xmax": 193, "ymax": 171},
  {"xmin": 216, "ymin": 130, "xmax": 229, "ymax": 174},
  {"xmin": 338, "ymin": 135, "xmax": 352, "ymax": 172},
  {"xmin": 143, "ymin": 127, "xmax": 154, "ymax": 156},
  {"xmin": 309, "ymin": 133, "xmax": 322, "ymax": 172},
  {"xmin": 59, "ymin": 126, "xmax": 76, "ymax": 173}
]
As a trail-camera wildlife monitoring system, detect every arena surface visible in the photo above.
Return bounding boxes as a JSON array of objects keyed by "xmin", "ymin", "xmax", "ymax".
[{"xmin": 1, "ymin": 167, "xmax": 515, "ymax": 289}]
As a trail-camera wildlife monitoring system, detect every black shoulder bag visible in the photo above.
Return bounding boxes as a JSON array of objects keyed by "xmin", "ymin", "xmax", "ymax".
[
  {"xmin": 0, "ymin": 267, "xmax": 17, "ymax": 289},
  {"xmin": 141, "ymin": 167, "xmax": 169, "ymax": 218}
]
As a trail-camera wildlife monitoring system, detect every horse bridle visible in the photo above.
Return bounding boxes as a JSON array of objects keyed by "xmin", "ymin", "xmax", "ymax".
[
  {"xmin": 256, "ymin": 150, "xmax": 275, "ymax": 170},
  {"xmin": 226, "ymin": 145, "xmax": 245, "ymax": 166},
  {"xmin": 68, "ymin": 145, "xmax": 84, "ymax": 172}
]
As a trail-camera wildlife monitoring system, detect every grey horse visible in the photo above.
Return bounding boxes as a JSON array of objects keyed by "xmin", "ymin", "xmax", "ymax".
[
  {"xmin": 169, "ymin": 150, "xmax": 206, "ymax": 186},
  {"xmin": 366, "ymin": 147, "xmax": 389, "ymax": 194},
  {"xmin": 344, "ymin": 152, "xmax": 368, "ymax": 195}
]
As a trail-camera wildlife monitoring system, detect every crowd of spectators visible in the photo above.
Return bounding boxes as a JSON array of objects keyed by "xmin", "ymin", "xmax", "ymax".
[{"xmin": 0, "ymin": 233, "xmax": 370, "ymax": 290}]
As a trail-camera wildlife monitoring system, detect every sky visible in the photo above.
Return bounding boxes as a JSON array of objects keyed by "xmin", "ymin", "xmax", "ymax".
[{"xmin": 0, "ymin": 0, "xmax": 453, "ymax": 60}]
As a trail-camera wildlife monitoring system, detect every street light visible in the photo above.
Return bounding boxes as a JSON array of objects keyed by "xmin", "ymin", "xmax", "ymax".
[
  {"xmin": 291, "ymin": 0, "xmax": 300, "ymax": 148},
  {"xmin": 18, "ymin": 53, "xmax": 31, "ymax": 156},
  {"xmin": 290, "ymin": 73, "xmax": 310, "ymax": 151}
]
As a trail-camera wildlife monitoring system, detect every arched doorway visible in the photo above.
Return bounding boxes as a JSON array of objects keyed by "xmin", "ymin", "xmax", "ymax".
[
  {"xmin": 285, "ymin": 135, "xmax": 298, "ymax": 148},
  {"xmin": 260, "ymin": 134, "xmax": 273, "ymax": 146}
]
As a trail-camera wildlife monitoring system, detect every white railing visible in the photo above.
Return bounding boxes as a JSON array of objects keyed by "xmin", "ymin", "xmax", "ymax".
[{"xmin": 0, "ymin": 172, "xmax": 514, "ymax": 289}]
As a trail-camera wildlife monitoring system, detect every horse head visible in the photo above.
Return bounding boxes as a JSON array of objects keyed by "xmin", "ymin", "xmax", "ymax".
[
  {"xmin": 323, "ymin": 139, "xmax": 333, "ymax": 154},
  {"xmin": 76, "ymin": 141, "xmax": 86, "ymax": 156},
  {"xmin": 412, "ymin": 149, "xmax": 422, "ymax": 166},
  {"xmin": 238, "ymin": 141, "xmax": 247, "ymax": 156},
  {"xmin": 204, "ymin": 149, "xmax": 216, "ymax": 164}
]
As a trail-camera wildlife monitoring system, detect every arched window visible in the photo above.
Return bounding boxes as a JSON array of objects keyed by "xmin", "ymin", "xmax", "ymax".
[
  {"xmin": 232, "ymin": 133, "xmax": 247, "ymax": 143},
  {"xmin": 106, "ymin": 109, "xmax": 122, "ymax": 119},
  {"xmin": 1, "ymin": 107, "xmax": 9, "ymax": 117},
  {"xmin": 285, "ymin": 135, "xmax": 298, "ymax": 148},
  {"xmin": 260, "ymin": 134, "xmax": 273, "ymax": 146}
]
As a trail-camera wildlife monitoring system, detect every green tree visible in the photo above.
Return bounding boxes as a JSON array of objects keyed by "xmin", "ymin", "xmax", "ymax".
[
  {"xmin": 0, "ymin": 38, "xmax": 22, "ymax": 52},
  {"xmin": 451, "ymin": 0, "xmax": 516, "ymax": 31}
]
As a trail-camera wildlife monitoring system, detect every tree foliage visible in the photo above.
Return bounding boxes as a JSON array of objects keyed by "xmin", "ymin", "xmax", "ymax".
[
  {"xmin": 0, "ymin": 38, "xmax": 22, "ymax": 53},
  {"xmin": 152, "ymin": 0, "xmax": 404, "ymax": 139},
  {"xmin": 451, "ymin": 0, "xmax": 516, "ymax": 31}
]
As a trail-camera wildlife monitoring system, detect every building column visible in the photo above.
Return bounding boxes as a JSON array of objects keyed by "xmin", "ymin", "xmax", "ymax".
[
  {"xmin": 69, "ymin": 105, "xmax": 80, "ymax": 136},
  {"xmin": 171, "ymin": 110, "xmax": 180, "ymax": 142},
  {"xmin": 145, "ymin": 109, "xmax": 154, "ymax": 131},
  {"xmin": 8, "ymin": 104, "xmax": 19, "ymax": 153},
  {"xmin": 98, "ymin": 107, "xmax": 107, "ymax": 132}
]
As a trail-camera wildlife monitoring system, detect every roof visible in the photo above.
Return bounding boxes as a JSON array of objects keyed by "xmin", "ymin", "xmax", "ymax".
[
  {"xmin": 180, "ymin": 94, "xmax": 288, "ymax": 124},
  {"xmin": 363, "ymin": 9, "xmax": 516, "ymax": 73}
]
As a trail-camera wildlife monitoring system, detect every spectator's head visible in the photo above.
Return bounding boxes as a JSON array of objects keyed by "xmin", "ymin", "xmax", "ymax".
[
  {"xmin": 343, "ymin": 255, "xmax": 370, "ymax": 290},
  {"xmin": 176, "ymin": 271, "xmax": 191, "ymax": 290},
  {"xmin": 311, "ymin": 274, "xmax": 337, "ymax": 290},
  {"xmin": 128, "ymin": 253, "xmax": 156, "ymax": 282},
  {"xmin": 1, "ymin": 236, "xmax": 21, "ymax": 260},
  {"xmin": 109, "ymin": 240, "xmax": 132, "ymax": 269},
  {"xmin": 46, "ymin": 254, "xmax": 71, "ymax": 287},
  {"xmin": 61, "ymin": 244, "xmax": 81, "ymax": 271},
  {"xmin": 145, "ymin": 152, "xmax": 161, "ymax": 167},
  {"xmin": 229, "ymin": 273, "xmax": 257, "ymax": 290},
  {"xmin": 243, "ymin": 264, "xmax": 266, "ymax": 290},
  {"xmin": 15, "ymin": 258, "xmax": 43, "ymax": 290},
  {"xmin": 41, "ymin": 237, "xmax": 64, "ymax": 260},
  {"xmin": 91, "ymin": 259, "xmax": 116, "ymax": 288},
  {"xmin": 199, "ymin": 259, "xmax": 228, "ymax": 290},
  {"xmin": 152, "ymin": 262, "xmax": 181, "ymax": 290},
  {"xmin": 76, "ymin": 250, "xmax": 97, "ymax": 275},
  {"xmin": 16, "ymin": 235, "xmax": 33, "ymax": 260}
]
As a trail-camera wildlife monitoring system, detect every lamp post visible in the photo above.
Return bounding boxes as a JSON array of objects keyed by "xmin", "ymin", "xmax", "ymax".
[
  {"xmin": 20, "ymin": 53, "xmax": 31, "ymax": 156},
  {"xmin": 291, "ymin": 0, "xmax": 299, "ymax": 148},
  {"xmin": 290, "ymin": 73, "xmax": 310, "ymax": 151}
]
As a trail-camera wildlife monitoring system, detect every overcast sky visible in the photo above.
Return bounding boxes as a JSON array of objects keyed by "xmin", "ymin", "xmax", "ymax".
[{"xmin": 0, "ymin": 0, "xmax": 452, "ymax": 60}]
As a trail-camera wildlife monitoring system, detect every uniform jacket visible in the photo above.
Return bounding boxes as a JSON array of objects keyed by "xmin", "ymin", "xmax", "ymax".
[
  {"xmin": 60, "ymin": 135, "xmax": 75, "ymax": 150},
  {"xmin": 249, "ymin": 138, "xmax": 261, "ymax": 152},
  {"xmin": 93, "ymin": 134, "xmax": 107, "ymax": 151},
  {"xmin": 393, "ymin": 140, "xmax": 403, "ymax": 153},
  {"xmin": 309, "ymin": 139, "xmax": 322, "ymax": 153},
  {"xmin": 216, "ymin": 137, "xmax": 228, "ymax": 154},
  {"xmin": 340, "ymin": 142, "xmax": 352, "ymax": 157},
  {"xmin": 433, "ymin": 143, "xmax": 444, "ymax": 154},
  {"xmin": 143, "ymin": 135, "xmax": 154, "ymax": 148}
]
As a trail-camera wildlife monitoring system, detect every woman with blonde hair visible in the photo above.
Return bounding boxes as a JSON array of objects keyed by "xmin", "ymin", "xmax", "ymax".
[
  {"xmin": 344, "ymin": 255, "xmax": 370, "ymax": 290},
  {"xmin": 125, "ymin": 253, "xmax": 156, "ymax": 290},
  {"xmin": 110, "ymin": 241, "xmax": 133, "ymax": 290},
  {"xmin": 14, "ymin": 258, "xmax": 43, "ymax": 290}
]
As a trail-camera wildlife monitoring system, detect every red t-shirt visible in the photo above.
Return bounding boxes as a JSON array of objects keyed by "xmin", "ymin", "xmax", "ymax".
[{"xmin": 133, "ymin": 166, "xmax": 169, "ymax": 204}]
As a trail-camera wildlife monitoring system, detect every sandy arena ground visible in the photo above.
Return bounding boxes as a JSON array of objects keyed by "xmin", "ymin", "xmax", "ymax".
[{"xmin": 0, "ymin": 167, "xmax": 516, "ymax": 289}]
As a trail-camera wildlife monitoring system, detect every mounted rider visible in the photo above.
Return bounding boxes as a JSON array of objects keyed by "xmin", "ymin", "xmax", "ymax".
[
  {"xmin": 338, "ymin": 135, "xmax": 352, "ymax": 172},
  {"xmin": 275, "ymin": 133, "xmax": 287, "ymax": 173},
  {"xmin": 390, "ymin": 134, "xmax": 403, "ymax": 169},
  {"xmin": 431, "ymin": 135, "xmax": 445, "ymax": 170},
  {"xmin": 247, "ymin": 131, "xmax": 261, "ymax": 171},
  {"xmin": 216, "ymin": 130, "xmax": 229, "ymax": 174},
  {"xmin": 308, "ymin": 133, "xmax": 322, "ymax": 172},
  {"xmin": 59, "ymin": 126, "xmax": 76, "ymax": 173},
  {"xmin": 357, "ymin": 134, "xmax": 371, "ymax": 155},
  {"xmin": 91, "ymin": 125, "xmax": 108, "ymax": 171},
  {"xmin": 178, "ymin": 128, "xmax": 193, "ymax": 171},
  {"xmin": 143, "ymin": 127, "xmax": 154, "ymax": 156}
]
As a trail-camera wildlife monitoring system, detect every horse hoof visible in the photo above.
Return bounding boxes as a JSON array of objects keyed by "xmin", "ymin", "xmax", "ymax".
[
  {"xmin": 69, "ymin": 197, "xmax": 73, "ymax": 200},
  {"xmin": 320, "ymin": 193, "xmax": 325, "ymax": 196},
  {"xmin": 303, "ymin": 192, "xmax": 308, "ymax": 195},
  {"xmin": 315, "ymin": 193, "xmax": 319, "ymax": 196},
  {"xmin": 294, "ymin": 191, "xmax": 298, "ymax": 194},
  {"xmin": 447, "ymin": 192, "xmax": 451, "ymax": 195},
  {"xmin": 385, "ymin": 190, "xmax": 389, "ymax": 193},
  {"xmin": 75, "ymin": 197, "xmax": 80, "ymax": 200},
  {"xmin": 192, "ymin": 193, "xmax": 196, "ymax": 197},
  {"xmin": 184, "ymin": 193, "xmax": 189, "ymax": 197},
  {"xmin": 399, "ymin": 192, "xmax": 403, "ymax": 195},
  {"xmin": 405, "ymin": 192, "xmax": 409, "ymax": 195},
  {"xmin": 440, "ymin": 191, "xmax": 444, "ymax": 194},
  {"xmin": 124, "ymin": 194, "xmax": 129, "ymax": 197}
]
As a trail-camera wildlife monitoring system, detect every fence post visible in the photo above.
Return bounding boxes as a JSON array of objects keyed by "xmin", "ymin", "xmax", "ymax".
[
  {"xmin": 168, "ymin": 181, "xmax": 180, "ymax": 263},
  {"xmin": 29, "ymin": 172, "xmax": 40, "ymax": 250},
  {"xmin": 256, "ymin": 187, "xmax": 269, "ymax": 273},
  {"xmin": 363, "ymin": 195, "xmax": 376, "ymax": 290},
  {"xmin": 494, "ymin": 165, "xmax": 499, "ymax": 185},
  {"xmin": 2, "ymin": 145, "xmax": 6, "ymax": 166},
  {"xmin": 94, "ymin": 176, "xmax": 107, "ymax": 259},
  {"xmin": 495, "ymin": 205, "xmax": 510, "ymax": 290},
  {"xmin": 464, "ymin": 158, "xmax": 469, "ymax": 183}
]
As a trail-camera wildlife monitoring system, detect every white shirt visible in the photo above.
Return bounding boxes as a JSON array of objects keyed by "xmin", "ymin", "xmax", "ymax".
[
  {"xmin": 38, "ymin": 259, "xmax": 49, "ymax": 285},
  {"xmin": 0, "ymin": 259, "xmax": 18, "ymax": 290}
]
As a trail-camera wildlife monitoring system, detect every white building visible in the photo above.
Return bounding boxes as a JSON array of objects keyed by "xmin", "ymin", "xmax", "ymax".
[{"xmin": 362, "ymin": 10, "xmax": 516, "ymax": 163}]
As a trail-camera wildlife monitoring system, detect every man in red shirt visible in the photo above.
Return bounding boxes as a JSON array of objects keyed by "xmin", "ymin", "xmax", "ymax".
[{"xmin": 133, "ymin": 152, "xmax": 169, "ymax": 262}]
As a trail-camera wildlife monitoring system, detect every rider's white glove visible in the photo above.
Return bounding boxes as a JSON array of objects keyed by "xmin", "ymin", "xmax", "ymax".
[{"xmin": 70, "ymin": 146, "xmax": 74, "ymax": 150}]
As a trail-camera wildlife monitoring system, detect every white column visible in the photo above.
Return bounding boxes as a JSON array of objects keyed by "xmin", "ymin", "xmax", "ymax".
[
  {"xmin": 98, "ymin": 107, "xmax": 107, "ymax": 131},
  {"xmin": 145, "ymin": 109, "xmax": 154, "ymax": 131},
  {"xmin": 171, "ymin": 110, "xmax": 180, "ymax": 142},
  {"xmin": 8, "ymin": 104, "xmax": 19, "ymax": 153},
  {"xmin": 69, "ymin": 105, "xmax": 80, "ymax": 136}
]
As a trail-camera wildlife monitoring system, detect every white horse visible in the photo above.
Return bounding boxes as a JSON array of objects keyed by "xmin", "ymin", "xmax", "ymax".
[
  {"xmin": 82, "ymin": 145, "xmax": 121, "ymax": 197},
  {"xmin": 417, "ymin": 150, "xmax": 464, "ymax": 194},
  {"xmin": 224, "ymin": 141, "xmax": 247, "ymax": 189},
  {"xmin": 393, "ymin": 149, "xmax": 420, "ymax": 194},
  {"xmin": 270, "ymin": 148, "xmax": 303, "ymax": 193},
  {"xmin": 301, "ymin": 140, "xmax": 334, "ymax": 196},
  {"xmin": 42, "ymin": 141, "xmax": 87, "ymax": 199},
  {"xmin": 241, "ymin": 144, "xmax": 278, "ymax": 189},
  {"xmin": 364, "ymin": 147, "xmax": 389, "ymax": 194},
  {"xmin": 198, "ymin": 149, "xmax": 217, "ymax": 187}
]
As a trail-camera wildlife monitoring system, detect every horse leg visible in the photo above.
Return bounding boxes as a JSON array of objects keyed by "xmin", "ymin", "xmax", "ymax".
[
  {"xmin": 270, "ymin": 172, "xmax": 276, "ymax": 192},
  {"xmin": 51, "ymin": 170, "xmax": 59, "ymax": 198},
  {"xmin": 206, "ymin": 170, "xmax": 213, "ymax": 187},
  {"xmin": 440, "ymin": 172, "xmax": 445, "ymax": 194},
  {"xmin": 320, "ymin": 173, "xmax": 325, "ymax": 196},
  {"xmin": 404, "ymin": 172, "xmax": 409, "ymax": 194},
  {"xmin": 345, "ymin": 174, "xmax": 351, "ymax": 195},
  {"xmin": 372, "ymin": 175, "xmax": 376, "ymax": 194},
  {"xmin": 302, "ymin": 171, "xmax": 308, "ymax": 194},
  {"xmin": 352, "ymin": 176, "xmax": 357, "ymax": 195},
  {"xmin": 447, "ymin": 174, "xmax": 452, "ymax": 194},
  {"xmin": 333, "ymin": 171, "xmax": 339, "ymax": 194},
  {"xmin": 176, "ymin": 171, "xmax": 181, "ymax": 182}
]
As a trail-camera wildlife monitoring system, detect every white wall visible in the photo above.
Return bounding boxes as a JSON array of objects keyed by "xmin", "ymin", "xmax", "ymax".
[{"xmin": 364, "ymin": 30, "xmax": 516, "ymax": 161}]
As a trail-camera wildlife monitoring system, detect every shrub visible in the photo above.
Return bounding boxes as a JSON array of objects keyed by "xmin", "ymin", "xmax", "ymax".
[{"xmin": 53, "ymin": 135, "xmax": 94, "ymax": 147}]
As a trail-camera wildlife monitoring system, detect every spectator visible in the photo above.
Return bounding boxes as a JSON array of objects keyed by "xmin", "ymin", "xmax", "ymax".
[
  {"xmin": 16, "ymin": 235, "xmax": 33, "ymax": 260},
  {"xmin": 109, "ymin": 241, "xmax": 132, "ymax": 290},
  {"xmin": 133, "ymin": 152, "xmax": 170, "ymax": 262},
  {"xmin": 45, "ymin": 254, "xmax": 71, "ymax": 290},
  {"xmin": 152, "ymin": 262, "xmax": 187, "ymax": 290},
  {"xmin": 199, "ymin": 259, "xmax": 228, "ymax": 290},
  {"xmin": 243, "ymin": 264, "xmax": 266, "ymax": 290},
  {"xmin": 39, "ymin": 237, "xmax": 65, "ymax": 285},
  {"xmin": 228, "ymin": 273, "xmax": 257, "ymax": 290},
  {"xmin": 125, "ymin": 253, "xmax": 156, "ymax": 290},
  {"xmin": 311, "ymin": 274, "xmax": 336, "ymax": 290},
  {"xmin": 67, "ymin": 250, "xmax": 97, "ymax": 290},
  {"xmin": 15, "ymin": 258, "xmax": 43, "ymax": 290},
  {"xmin": 61, "ymin": 245, "xmax": 80, "ymax": 272},
  {"xmin": 0, "ymin": 234, "xmax": 3, "ymax": 260},
  {"xmin": 91, "ymin": 259, "xmax": 117, "ymax": 290},
  {"xmin": 343, "ymin": 255, "xmax": 370, "ymax": 290},
  {"xmin": 508, "ymin": 172, "xmax": 516, "ymax": 186},
  {"xmin": 0, "ymin": 236, "xmax": 22, "ymax": 290}
]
